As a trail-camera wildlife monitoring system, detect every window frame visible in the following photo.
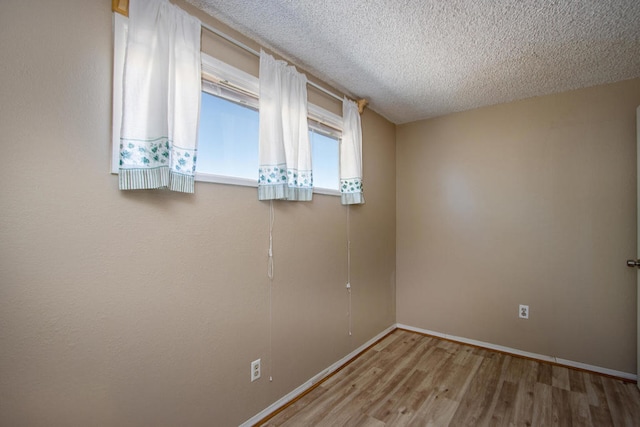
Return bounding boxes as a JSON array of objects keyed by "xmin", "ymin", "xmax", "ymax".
[{"xmin": 112, "ymin": 15, "xmax": 342, "ymax": 196}]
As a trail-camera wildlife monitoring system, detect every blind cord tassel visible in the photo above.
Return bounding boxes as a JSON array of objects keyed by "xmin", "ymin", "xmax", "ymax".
[{"xmin": 268, "ymin": 200, "xmax": 274, "ymax": 280}]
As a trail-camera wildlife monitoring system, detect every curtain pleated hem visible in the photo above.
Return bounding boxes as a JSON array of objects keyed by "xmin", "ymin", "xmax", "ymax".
[
  {"xmin": 169, "ymin": 172, "xmax": 195, "ymax": 193},
  {"xmin": 341, "ymin": 192, "xmax": 365, "ymax": 205},
  {"xmin": 287, "ymin": 187, "xmax": 312, "ymax": 201},
  {"xmin": 119, "ymin": 167, "xmax": 194, "ymax": 193},
  {"xmin": 258, "ymin": 185, "xmax": 313, "ymax": 201}
]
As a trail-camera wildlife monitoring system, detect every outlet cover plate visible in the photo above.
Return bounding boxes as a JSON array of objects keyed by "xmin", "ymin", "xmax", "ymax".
[{"xmin": 251, "ymin": 359, "xmax": 261, "ymax": 382}]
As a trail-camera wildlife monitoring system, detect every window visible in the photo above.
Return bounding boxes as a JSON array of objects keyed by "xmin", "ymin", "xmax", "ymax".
[
  {"xmin": 113, "ymin": 16, "xmax": 342, "ymax": 195},
  {"xmin": 198, "ymin": 54, "xmax": 342, "ymax": 194},
  {"xmin": 196, "ymin": 91, "xmax": 340, "ymax": 192}
]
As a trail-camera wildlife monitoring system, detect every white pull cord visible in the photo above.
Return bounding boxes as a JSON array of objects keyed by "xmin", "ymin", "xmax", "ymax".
[
  {"xmin": 347, "ymin": 205, "xmax": 352, "ymax": 336},
  {"xmin": 268, "ymin": 200, "xmax": 274, "ymax": 381}
]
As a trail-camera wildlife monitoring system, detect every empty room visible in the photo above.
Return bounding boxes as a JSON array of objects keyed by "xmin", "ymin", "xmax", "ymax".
[{"xmin": 1, "ymin": 0, "xmax": 640, "ymax": 425}]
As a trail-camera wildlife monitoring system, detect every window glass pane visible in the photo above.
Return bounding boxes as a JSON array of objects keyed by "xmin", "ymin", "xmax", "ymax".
[
  {"xmin": 310, "ymin": 130, "xmax": 339, "ymax": 191},
  {"xmin": 196, "ymin": 91, "xmax": 258, "ymax": 180}
]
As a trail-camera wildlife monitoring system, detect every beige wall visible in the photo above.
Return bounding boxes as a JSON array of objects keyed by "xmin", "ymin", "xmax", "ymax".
[
  {"xmin": 0, "ymin": 1, "xmax": 396, "ymax": 426},
  {"xmin": 397, "ymin": 78, "xmax": 640, "ymax": 374}
]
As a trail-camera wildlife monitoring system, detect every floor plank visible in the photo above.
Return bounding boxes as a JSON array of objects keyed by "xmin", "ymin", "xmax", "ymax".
[
  {"xmin": 490, "ymin": 380, "xmax": 518, "ymax": 426},
  {"xmin": 552, "ymin": 365, "xmax": 571, "ymax": 391},
  {"xmin": 531, "ymin": 382, "xmax": 553, "ymax": 426},
  {"xmin": 512, "ymin": 359, "xmax": 537, "ymax": 427},
  {"xmin": 551, "ymin": 387, "xmax": 573, "ymax": 426},
  {"xmin": 448, "ymin": 351, "xmax": 508, "ymax": 426},
  {"xmin": 537, "ymin": 362, "xmax": 552, "ymax": 386},
  {"xmin": 259, "ymin": 329, "xmax": 640, "ymax": 427}
]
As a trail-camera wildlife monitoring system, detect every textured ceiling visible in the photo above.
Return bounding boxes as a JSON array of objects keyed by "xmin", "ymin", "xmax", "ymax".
[{"xmin": 186, "ymin": 0, "xmax": 640, "ymax": 124}]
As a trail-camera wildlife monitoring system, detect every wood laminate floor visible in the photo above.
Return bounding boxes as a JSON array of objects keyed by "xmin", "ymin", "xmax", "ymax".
[{"xmin": 260, "ymin": 329, "xmax": 640, "ymax": 426}]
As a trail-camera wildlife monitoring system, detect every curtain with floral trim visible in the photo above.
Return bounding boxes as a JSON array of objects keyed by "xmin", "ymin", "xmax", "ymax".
[
  {"xmin": 340, "ymin": 98, "xmax": 365, "ymax": 205},
  {"xmin": 119, "ymin": 0, "xmax": 201, "ymax": 193},
  {"xmin": 258, "ymin": 51, "xmax": 313, "ymax": 201}
]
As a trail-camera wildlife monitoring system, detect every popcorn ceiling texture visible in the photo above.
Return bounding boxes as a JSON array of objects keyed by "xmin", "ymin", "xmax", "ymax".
[{"xmin": 186, "ymin": 0, "xmax": 640, "ymax": 124}]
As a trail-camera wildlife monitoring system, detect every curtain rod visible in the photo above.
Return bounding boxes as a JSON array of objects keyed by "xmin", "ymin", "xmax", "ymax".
[
  {"xmin": 112, "ymin": 1, "xmax": 368, "ymax": 112},
  {"xmin": 203, "ymin": 22, "xmax": 369, "ymax": 113},
  {"xmin": 200, "ymin": 22, "xmax": 345, "ymax": 104}
]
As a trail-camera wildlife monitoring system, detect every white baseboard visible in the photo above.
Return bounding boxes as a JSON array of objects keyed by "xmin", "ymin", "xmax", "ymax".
[
  {"xmin": 239, "ymin": 324, "xmax": 397, "ymax": 427},
  {"xmin": 396, "ymin": 323, "xmax": 637, "ymax": 382}
]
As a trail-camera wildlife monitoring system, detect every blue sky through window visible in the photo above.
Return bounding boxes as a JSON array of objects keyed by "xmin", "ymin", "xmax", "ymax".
[
  {"xmin": 197, "ymin": 92, "xmax": 259, "ymax": 179},
  {"xmin": 310, "ymin": 130, "xmax": 339, "ymax": 190}
]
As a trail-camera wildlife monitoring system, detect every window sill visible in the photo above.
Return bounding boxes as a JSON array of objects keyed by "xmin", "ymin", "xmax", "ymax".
[
  {"xmin": 196, "ymin": 172, "xmax": 256, "ymax": 187},
  {"xmin": 196, "ymin": 173, "xmax": 340, "ymax": 196},
  {"xmin": 112, "ymin": 170, "xmax": 340, "ymax": 196}
]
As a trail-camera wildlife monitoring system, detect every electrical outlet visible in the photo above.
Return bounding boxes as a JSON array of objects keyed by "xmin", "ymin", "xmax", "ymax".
[
  {"xmin": 519, "ymin": 304, "xmax": 529, "ymax": 319},
  {"xmin": 251, "ymin": 359, "xmax": 261, "ymax": 382}
]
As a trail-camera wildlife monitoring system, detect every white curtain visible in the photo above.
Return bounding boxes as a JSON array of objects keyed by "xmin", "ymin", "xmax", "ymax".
[
  {"xmin": 119, "ymin": 0, "xmax": 201, "ymax": 193},
  {"xmin": 340, "ymin": 98, "xmax": 365, "ymax": 205},
  {"xmin": 258, "ymin": 51, "xmax": 313, "ymax": 201}
]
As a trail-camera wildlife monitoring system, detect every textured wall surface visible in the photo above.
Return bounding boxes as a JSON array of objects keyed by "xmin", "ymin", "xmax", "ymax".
[
  {"xmin": 397, "ymin": 78, "xmax": 640, "ymax": 374},
  {"xmin": 0, "ymin": 1, "xmax": 396, "ymax": 426}
]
